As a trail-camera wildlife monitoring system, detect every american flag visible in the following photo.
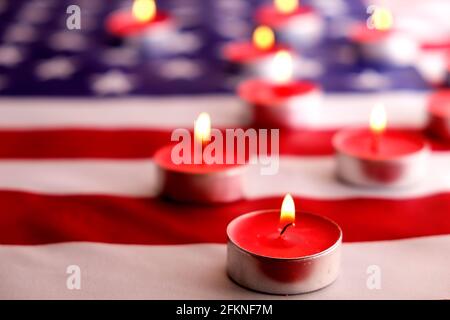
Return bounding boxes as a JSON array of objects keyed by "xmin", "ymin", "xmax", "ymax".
[{"xmin": 0, "ymin": 0, "xmax": 449, "ymax": 299}]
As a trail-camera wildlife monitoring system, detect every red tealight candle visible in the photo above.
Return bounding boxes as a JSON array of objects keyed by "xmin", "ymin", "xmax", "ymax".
[
  {"xmin": 427, "ymin": 90, "xmax": 450, "ymax": 142},
  {"xmin": 154, "ymin": 113, "xmax": 246, "ymax": 204},
  {"xmin": 418, "ymin": 42, "xmax": 450, "ymax": 86},
  {"xmin": 333, "ymin": 104, "xmax": 429, "ymax": 187},
  {"xmin": 238, "ymin": 50, "xmax": 322, "ymax": 128},
  {"xmin": 349, "ymin": 7, "xmax": 418, "ymax": 66},
  {"xmin": 105, "ymin": 0, "xmax": 174, "ymax": 44},
  {"xmin": 227, "ymin": 194, "xmax": 342, "ymax": 295},
  {"xmin": 255, "ymin": 0, "xmax": 324, "ymax": 48},
  {"xmin": 222, "ymin": 25, "xmax": 294, "ymax": 78}
]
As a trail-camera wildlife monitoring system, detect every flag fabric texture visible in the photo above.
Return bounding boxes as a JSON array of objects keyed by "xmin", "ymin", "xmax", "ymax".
[{"xmin": 0, "ymin": 0, "xmax": 449, "ymax": 299}]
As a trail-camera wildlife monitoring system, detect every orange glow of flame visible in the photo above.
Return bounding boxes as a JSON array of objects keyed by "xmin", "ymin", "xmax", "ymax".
[
  {"xmin": 133, "ymin": 0, "xmax": 157, "ymax": 23},
  {"xmin": 270, "ymin": 50, "xmax": 294, "ymax": 84},
  {"xmin": 280, "ymin": 193, "xmax": 295, "ymax": 226},
  {"xmin": 274, "ymin": 0, "xmax": 299, "ymax": 14},
  {"xmin": 372, "ymin": 6, "xmax": 393, "ymax": 31},
  {"xmin": 370, "ymin": 103, "xmax": 387, "ymax": 134},
  {"xmin": 253, "ymin": 25, "xmax": 275, "ymax": 51},
  {"xmin": 194, "ymin": 112, "xmax": 211, "ymax": 144}
]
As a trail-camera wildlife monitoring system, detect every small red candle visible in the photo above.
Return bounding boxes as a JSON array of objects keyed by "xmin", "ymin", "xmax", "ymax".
[
  {"xmin": 427, "ymin": 90, "xmax": 450, "ymax": 142},
  {"xmin": 333, "ymin": 104, "xmax": 429, "ymax": 187},
  {"xmin": 227, "ymin": 194, "xmax": 342, "ymax": 295},
  {"xmin": 105, "ymin": 0, "xmax": 174, "ymax": 44},
  {"xmin": 154, "ymin": 113, "xmax": 246, "ymax": 204},
  {"xmin": 255, "ymin": 0, "xmax": 324, "ymax": 48},
  {"xmin": 238, "ymin": 50, "xmax": 322, "ymax": 128},
  {"xmin": 417, "ymin": 41, "xmax": 450, "ymax": 86},
  {"xmin": 222, "ymin": 25, "xmax": 294, "ymax": 78},
  {"xmin": 349, "ymin": 7, "xmax": 418, "ymax": 66}
]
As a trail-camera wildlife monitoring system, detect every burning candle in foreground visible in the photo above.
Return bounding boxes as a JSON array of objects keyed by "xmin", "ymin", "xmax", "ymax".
[
  {"xmin": 255, "ymin": 0, "xmax": 324, "ymax": 48},
  {"xmin": 105, "ymin": 0, "xmax": 175, "ymax": 48},
  {"xmin": 154, "ymin": 113, "xmax": 246, "ymax": 204},
  {"xmin": 227, "ymin": 194, "xmax": 342, "ymax": 295},
  {"xmin": 238, "ymin": 50, "xmax": 322, "ymax": 128},
  {"xmin": 349, "ymin": 6, "xmax": 418, "ymax": 66},
  {"xmin": 222, "ymin": 25, "xmax": 293, "ymax": 78},
  {"xmin": 333, "ymin": 104, "xmax": 429, "ymax": 187}
]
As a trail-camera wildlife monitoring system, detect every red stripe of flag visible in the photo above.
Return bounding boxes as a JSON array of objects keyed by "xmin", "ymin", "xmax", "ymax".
[
  {"xmin": 0, "ymin": 190, "xmax": 448, "ymax": 245},
  {"xmin": 0, "ymin": 128, "xmax": 448, "ymax": 158}
]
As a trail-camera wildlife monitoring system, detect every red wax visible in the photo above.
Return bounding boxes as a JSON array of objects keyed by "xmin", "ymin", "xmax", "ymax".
[
  {"xmin": 349, "ymin": 23, "xmax": 392, "ymax": 43},
  {"xmin": 154, "ymin": 144, "xmax": 241, "ymax": 174},
  {"xmin": 106, "ymin": 10, "xmax": 171, "ymax": 38},
  {"xmin": 334, "ymin": 129, "xmax": 426, "ymax": 160},
  {"xmin": 429, "ymin": 90, "xmax": 450, "ymax": 118},
  {"xmin": 222, "ymin": 42, "xmax": 289, "ymax": 64},
  {"xmin": 421, "ymin": 40, "xmax": 450, "ymax": 51},
  {"xmin": 256, "ymin": 5, "xmax": 315, "ymax": 28},
  {"xmin": 238, "ymin": 79, "xmax": 318, "ymax": 106},
  {"xmin": 228, "ymin": 211, "xmax": 341, "ymax": 259}
]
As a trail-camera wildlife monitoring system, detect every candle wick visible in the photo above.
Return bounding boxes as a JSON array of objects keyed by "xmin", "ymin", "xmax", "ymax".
[{"xmin": 279, "ymin": 222, "xmax": 294, "ymax": 237}]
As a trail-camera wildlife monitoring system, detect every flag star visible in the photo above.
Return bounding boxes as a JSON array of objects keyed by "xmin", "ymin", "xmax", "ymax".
[
  {"xmin": 35, "ymin": 57, "xmax": 77, "ymax": 81},
  {"xmin": 91, "ymin": 71, "xmax": 135, "ymax": 95},
  {"xmin": 313, "ymin": 0, "xmax": 347, "ymax": 16},
  {"xmin": 216, "ymin": 19, "xmax": 250, "ymax": 39},
  {"xmin": 216, "ymin": 0, "xmax": 250, "ymax": 13},
  {"xmin": 29, "ymin": 0, "xmax": 56, "ymax": 7},
  {"xmin": 0, "ymin": 45, "xmax": 24, "ymax": 67},
  {"xmin": 294, "ymin": 57, "xmax": 324, "ymax": 78},
  {"xmin": 3, "ymin": 24, "xmax": 37, "ymax": 43},
  {"xmin": 48, "ymin": 31, "xmax": 88, "ymax": 52},
  {"xmin": 171, "ymin": 6, "xmax": 201, "ymax": 27},
  {"xmin": 352, "ymin": 70, "xmax": 391, "ymax": 90},
  {"xmin": 160, "ymin": 32, "xmax": 203, "ymax": 54},
  {"xmin": 328, "ymin": 18, "xmax": 353, "ymax": 38},
  {"xmin": 18, "ymin": 5, "xmax": 50, "ymax": 24},
  {"xmin": 102, "ymin": 48, "xmax": 138, "ymax": 67},
  {"xmin": 158, "ymin": 59, "xmax": 203, "ymax": 80}
]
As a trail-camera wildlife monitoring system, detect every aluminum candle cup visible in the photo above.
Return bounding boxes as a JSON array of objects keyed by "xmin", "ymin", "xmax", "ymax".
[
  {"xmin": 222, "ymin": 25, "xmax": 295, "ymax": 79},
  {"xmin": 333, "ymin": 129, "xmax": 429, "ymax": 188},
  {"xmin": 222, "ymin": 42, "xmax": 294, "ymax": 79},
  {"xmin": 238, "ymin": 79, "xmax": 322, "ymax": 129},
  {"xmin": 105, "ymin": 6, "xmax": 176, "ymax": 54},
  {"xmin": 350, "ymin": 23, "xmax": 419, "ymax": 67},
  {"xmin": 255, "ymin": 6, "xmax": 324, "ymax": 48},
  {"xmin": 154, "ymin": 145, "xmax": 247, "ymax": 204},
  {"xmin": 227, "ymin": 210, "xmax": 342, "ymax": 295},
  {"xmin": 427, "ymin": 90, "xmax": 450, "ymax": 142}
]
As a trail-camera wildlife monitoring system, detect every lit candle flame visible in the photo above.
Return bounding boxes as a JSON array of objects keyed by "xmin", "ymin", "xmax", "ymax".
[
  {"xmin": 372, "ymin": 6, "xmax": 393, "ymax": 31},
  {"xmin": 253, "ymin": 25, "xmax": 275, "ymax": 51},
  {"xmin": 133, "ymin": 0, "xmax": 157, "ymax": 23},
  {"xmin": 194, "ymin": 112, "xmax": 211, "ymax": 144},
  {"xmin": 280, "ymin": 193, "xmax": 295, "ymax": 226},
  {"xmin": 370, "ymin": 103, "xmax": 387, "ymax": 134},
  {"xmin": 270, "ymin": 50, "xmax": 294, "ymax": 84},
  {"xmin": 274, "ymin": 0, "xmax": 299, "ymax": 14}
]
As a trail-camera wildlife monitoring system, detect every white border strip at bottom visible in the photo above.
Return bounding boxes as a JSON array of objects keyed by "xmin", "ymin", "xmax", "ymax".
[{"xmin": 1, "ymin": 235, "xmax": 448, "ymax": 299}]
